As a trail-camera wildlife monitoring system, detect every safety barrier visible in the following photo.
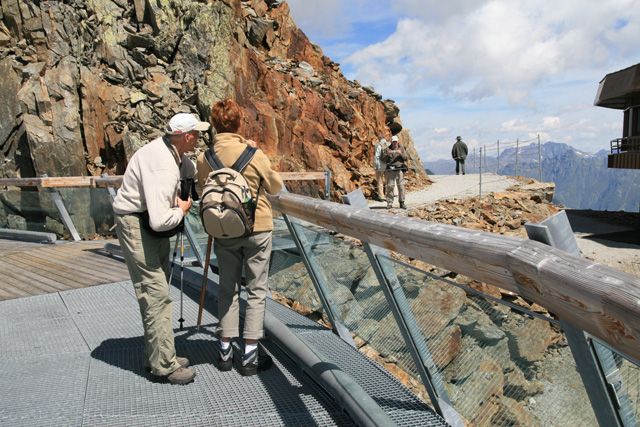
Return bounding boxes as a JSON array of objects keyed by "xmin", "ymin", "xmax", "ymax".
[{"xmin": 1, "ymin": 177, "xmax": 639, "ymax": 426}]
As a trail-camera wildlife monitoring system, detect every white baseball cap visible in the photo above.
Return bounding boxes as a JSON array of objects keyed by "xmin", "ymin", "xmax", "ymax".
[
  {"xmin": 391, "ymin": 135, "xmax": 399, "ymax": 142},
  {"xmin": 166, "ymin": 113, "xmax": 210, "ymax": 135}
]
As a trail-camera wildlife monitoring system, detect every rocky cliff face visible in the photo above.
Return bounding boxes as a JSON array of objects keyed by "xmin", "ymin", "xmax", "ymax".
[{"xmin": 0, "ymin": 0, "xmax": 426, "ymax": 198}]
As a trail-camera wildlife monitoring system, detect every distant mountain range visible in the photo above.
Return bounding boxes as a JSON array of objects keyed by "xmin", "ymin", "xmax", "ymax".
[{"xmin": 424, "ymin": 142, "xmax": 640, "ymax": 212}]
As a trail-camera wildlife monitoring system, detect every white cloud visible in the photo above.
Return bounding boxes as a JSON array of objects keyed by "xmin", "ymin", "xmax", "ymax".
[
  {"xmin": 346, "ymin": 0, "xmax": 640, "ymax": 104},
  {"xmin": 286, "ymin": 0, "xmax": 639, "ymax": 161}
]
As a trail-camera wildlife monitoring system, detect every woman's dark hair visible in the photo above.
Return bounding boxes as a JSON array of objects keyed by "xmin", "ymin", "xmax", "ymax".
[{"xmin": 210, "ymin": 99, "xmax": 242, "ymax": 134}]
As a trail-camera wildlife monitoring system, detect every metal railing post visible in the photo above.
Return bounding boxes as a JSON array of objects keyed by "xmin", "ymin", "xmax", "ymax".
[
  {"xmin": 526, "ymin": 211, "xmax": 634, "ymax": 427},
  {"xmin": 479, "ymin": 147, "xmax": 483, "ymax": 199},
  {"xmin": 324, "ymin": 170, "xmax": 331, "ymax": 201},
  {"xmin": 538, "ymin": 134, "xmax": 542, "ymax": 182},
  {"xmin": 497, "ymin": 139, "xmax": 500, "ymax": 174},
  {"xmin": 42, "ymin": 174, "xmax": 81, "ymax": 241},
  {"xmin": 515, "ymin": 138, "xmax": 519, "ymax": 176},
  {"xmin": 343, "ymin": 189, "xmax": 464, "ymax": 427}
]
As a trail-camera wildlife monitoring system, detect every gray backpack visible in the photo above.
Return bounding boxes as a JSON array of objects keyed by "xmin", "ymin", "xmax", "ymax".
[{"xmin": 200, "ymin": 146, "xmax": 260, "ymax": 238}]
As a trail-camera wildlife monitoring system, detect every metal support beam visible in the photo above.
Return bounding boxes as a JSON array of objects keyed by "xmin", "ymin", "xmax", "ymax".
[
  {"xmin": 324, "ymin": 170, "xmax": 331, "ymax": 201},
  {"xmin": 41, "ymin": 174, "xmax": 81, "ymax": 241},
  {"xmin": 526, "ymin": 210, "xmax": 635, "ymax": 427},
  {"xmin": 342, "ymin": 189, "xmax": 463, "ymax": 427}
]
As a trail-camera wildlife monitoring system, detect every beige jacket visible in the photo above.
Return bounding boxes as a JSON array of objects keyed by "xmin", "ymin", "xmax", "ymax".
[
  {"xmin": 113, "ymin": 136, "xmax": 196, "ymax": 232},
  {"xmin": 196, "ymin": 133, "xmax": 283, "ymax": 232}
]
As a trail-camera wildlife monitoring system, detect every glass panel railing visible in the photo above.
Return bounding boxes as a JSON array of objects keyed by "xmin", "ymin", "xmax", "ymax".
[
  {"xmin": 378, "ymin": 254, "xmax": 598, "ymax": 427},
  {"xmin": 284, "ymin": 222, "xmax": 427, "ymax": 395},
  {"xmin": 0, "ymin": 189, "xmax": 66, "ymax": 236},
  {"xmin": 267, "ymin": 217, "xmax": 324, "ymax": 313},
  {"xmin": 593, "ymin": 339, "xmax": 640, "ymax": 425},
  {"xmin": 56, "ymin": 187, "xmax": 115, "ymax": 238}
]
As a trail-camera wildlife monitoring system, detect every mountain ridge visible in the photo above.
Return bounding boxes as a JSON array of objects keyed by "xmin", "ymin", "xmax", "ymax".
[{"xmin": 424, "ymin": 142, "xmax": 640, "ymax": 212}]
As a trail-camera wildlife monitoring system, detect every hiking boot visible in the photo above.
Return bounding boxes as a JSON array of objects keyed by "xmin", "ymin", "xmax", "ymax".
[
  {"xmin": 386, "ymin": 203, "xmax": 392, "ymax": 209},
  {"xmin": 145, "ymin": 357, "xmax": 189, "ymax": 373},
  {"xmin": 218, "ymin": 342, "xmax": 233, "ymax": 371},
  {"xmin": 152, "ymin": 367, "xmax": 196, "ymax": 385},
  {"xmin": 399, "ymin": 202, "xmax": 406, "ymax": 209},
  {"xmin": 240, "ymin": 349, "xmax": 273, "ymax": 376}
]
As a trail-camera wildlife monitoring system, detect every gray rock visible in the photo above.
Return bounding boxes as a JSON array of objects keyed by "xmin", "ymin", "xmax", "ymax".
[
  {"xmin": 8, "ymin": 214, "xmax": 27, "ymax": 230},
  {"xmin": 298, "ymin": 61, "xmax": 314, "ymax": 77},
  {"xmin": 248, "ymin": 18, "xmax": 269, "ymax": 47},
  {"xmin": 0, "ymin": 61, "xmax": 22, "ymax": 150}
]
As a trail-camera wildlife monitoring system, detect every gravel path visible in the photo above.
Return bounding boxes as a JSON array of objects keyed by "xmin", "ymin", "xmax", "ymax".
[{"xmin": 368, "ymin": 173, "xmax": 520, "ymax": 209}]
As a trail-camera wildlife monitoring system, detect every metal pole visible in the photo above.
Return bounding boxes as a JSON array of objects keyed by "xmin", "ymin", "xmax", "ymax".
[
  {"xmin": 472, "ymin": 147, "xmax": 476, "ymax": 172},
  {"xmin": 515, "ymin": 138, "xmax": 519, "ymax": 176},
  {"xmin": 497, "ymin": 140, "xmax": 500, "ymax": 175},
  {"xmin": 483, "ymin": 144, "xmax": 487, "ymax": 172},
  {"xmin": 325, "ymin": 170, "xmax": 331, "ymax": 201},
  {"xmin": 479, "ymin": 147, "xmax": 483, "ymax": 199},
  {"xmin": 538, "ymin": 134, "xmax": 542, "ymax": 182},
  {"xmin": 178, "ymin": 231, "xmax": 185, "ymax": 329},
  {"xmin": 197, "ymin": 235, "xmax": 213, "ymax": 332}
]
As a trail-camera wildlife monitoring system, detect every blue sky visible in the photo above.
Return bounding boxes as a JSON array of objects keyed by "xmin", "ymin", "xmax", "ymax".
[{"xmin": 285, "ymin": 0, "xmax": 640, "ymax": 162}]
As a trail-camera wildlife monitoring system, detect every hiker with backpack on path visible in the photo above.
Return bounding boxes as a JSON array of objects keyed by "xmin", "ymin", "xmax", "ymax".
[
  {"xmin": 196, "ymin": 98, "xmax": 283, "ymax": 376},
  {"xmin": 113, "ymin": 113, "xmax": 209, "ymax": 385}
]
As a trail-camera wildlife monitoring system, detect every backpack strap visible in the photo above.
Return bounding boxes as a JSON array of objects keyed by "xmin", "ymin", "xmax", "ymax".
[
  {"xmin": 204, "ymin": 147, "xmax": 225, "ymax": 171},
  {"xmin": 230, "ymin": 146, "xmax": 258, "ymax": 172},
  {"xmin": 204, "ymin": 145, "xmax": 258, "ymax": 173}
]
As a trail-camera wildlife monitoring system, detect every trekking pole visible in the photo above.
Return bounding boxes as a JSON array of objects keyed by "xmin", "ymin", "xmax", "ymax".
[
  {"xmin": 178, "ymin": 231, "xmax": 185, "ymax": 330},
  {"xmin": 196, "ymin": 235, "xmax": 213, "ymax": 332},
  {"xmin": 167, "ymin": 235, "xmax": 180, "ymax": 284}
]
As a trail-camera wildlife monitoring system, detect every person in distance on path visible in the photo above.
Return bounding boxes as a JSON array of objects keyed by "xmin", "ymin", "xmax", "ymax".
[
  {"xmin": 382, "ymin": 135, "xmax": 408, "ymax": 209},
  {"xmin": 113, "ymin": 113, "xmax": 209, "ymax": 385},
  {"xmin": 452, "ymin": 136, "xmax": 468, "ymax": 175},
  {"xmin": 196, "ymin": 99, "xmax": 283, "ymax": 376},
  {"xmin": 373, "ymin": 134, "xmax": 388, "ymax": 201}
]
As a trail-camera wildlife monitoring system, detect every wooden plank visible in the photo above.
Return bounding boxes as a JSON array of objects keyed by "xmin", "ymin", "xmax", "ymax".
[
  {"xmin": 0, "ymin": 177, "xmax": 43, "ymax": 187},
  {"xmin": 0, "ymin": 285, "xmax": 25, "ymax": 300},
  {"xmin": 20, "ymin": 248, "xmax": 129, "ymax": 284},
  {"xmin": 28, "ymin": 247, "xmax": 128, "ymax": 279},
  {"xmin": 1, "ymin": 260, "xmax": 75, "ymax": 292},
  {"xmin": 2, "ymin": 254, "xmax": 92, "ymax": 287},
  {"xmin": 279, "ymin": 172, "xmax": 325, "ymax": 181},
  {"xmin": 0, "ymin": 267, "xmax": 65, "ymax": 295},
  {"xmin": 268, "ymin": 191, "xmax": 640, "ymax": 362},
  {"xmin": 0, "ymin": 276, "xmax": 35, "ymax": 298},
  {"xmin": 36, "ymin": 241, "xmax": 128, "ymax": 272},
  {"xmin": 0, "ymin": 176, "xmax": 123, "ymax": 188}
]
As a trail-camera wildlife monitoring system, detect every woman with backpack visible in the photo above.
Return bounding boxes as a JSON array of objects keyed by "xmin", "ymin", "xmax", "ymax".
[{"xmin": 196, "ymin": 99, "xmax": 283, "ymax": 376}]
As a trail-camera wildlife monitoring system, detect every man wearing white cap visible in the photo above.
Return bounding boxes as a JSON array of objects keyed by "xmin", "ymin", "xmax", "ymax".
[{"xmin": 113, "ymin": 113, "xmax": 209, "ymax": 384}]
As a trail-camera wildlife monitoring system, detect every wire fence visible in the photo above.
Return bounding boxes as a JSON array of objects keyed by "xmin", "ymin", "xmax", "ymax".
[{"xmin": 425, "ymin": 136, "xmax": 543, "ymax": 181}]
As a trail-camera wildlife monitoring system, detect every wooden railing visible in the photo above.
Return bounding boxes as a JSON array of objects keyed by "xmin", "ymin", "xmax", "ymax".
[
  {"xmin": 0, "ymin": 172, "xmax": 326, "ymax": 189},
  {"xmin": 2, "ymin": 176, "xmax": 639, "ymax": 362},
  {"xmin": 269, "ymin": 191, "xmax": 640, "ymax": 363}
]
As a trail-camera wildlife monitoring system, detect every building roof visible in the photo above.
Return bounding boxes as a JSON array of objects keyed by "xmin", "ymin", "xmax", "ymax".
[{"xmin": 594, "ymin": 62, "xmax": 640, "ymax": 109}]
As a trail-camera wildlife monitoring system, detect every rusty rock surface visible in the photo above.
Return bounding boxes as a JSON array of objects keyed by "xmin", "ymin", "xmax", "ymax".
[{"xmin": 0, "ymin": 0, "xmax": 426, "ymax": 200}]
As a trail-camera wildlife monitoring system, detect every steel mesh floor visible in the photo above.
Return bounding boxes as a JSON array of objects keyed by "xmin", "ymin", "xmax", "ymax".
[
  {"xmin": 266, "ymin": 300, "xmax": 449, "ymax": 427},
  {"xmin": 0, "ymin": 280, "xmax": 353, "ymax": 427}
]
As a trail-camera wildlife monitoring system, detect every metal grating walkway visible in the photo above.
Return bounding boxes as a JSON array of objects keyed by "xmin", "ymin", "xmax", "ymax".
[{"xmin": 0, "ymin": 265, "xmax": 448, "ymax": 426}]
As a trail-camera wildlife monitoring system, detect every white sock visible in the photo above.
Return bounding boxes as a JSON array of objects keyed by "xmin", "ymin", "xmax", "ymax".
[
  {"xmin": 245, "ymin": 343, "xmax": 258, "ymax": 355},
  {"xmin": 220, "ymin": 340, "xmax": 230, "ymax": 350}
]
